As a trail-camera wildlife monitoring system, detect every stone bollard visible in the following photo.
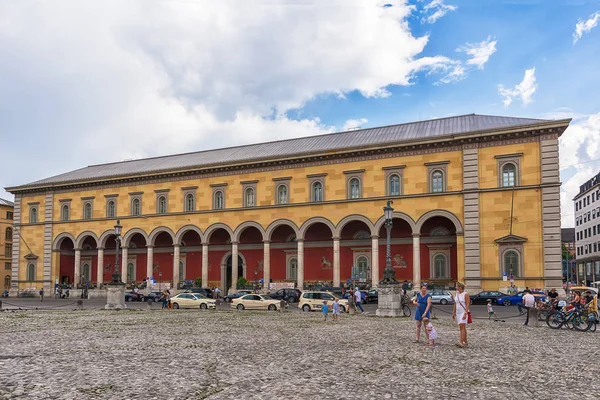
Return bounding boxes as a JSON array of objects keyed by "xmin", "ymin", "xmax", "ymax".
[
  {"xmin": 147, "ymin": 299, "xmax": 153, "ymax": 310},
  {"xmin": 0, "ymin": 300, "xmax": 2, "ymax": 310},
  {"xmin": 77, "ymin": 300, "xmax": 83, "ymax": 311},
  {"xmin": 348, "ymin": 297, "xmax": 355, "ymax": 315},
  {"xmin": 530, "ymin": 307, "xmax": 539, "ymax": 327}
]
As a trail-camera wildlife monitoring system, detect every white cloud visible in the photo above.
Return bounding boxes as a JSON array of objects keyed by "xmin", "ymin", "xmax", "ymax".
[
  {"xmin": 421, "ymin": 0, "xmax": 457, "ymax": 24},
  {"xmin": 497, "ymin": 68, "xmax": 537, "ymax": 107},
  {"xmin": 559, "ymin": 111, "xmax": 600, "ymax": 227},
  {"xmin": 342, "ymin": 118, "xmax": 368, "ymax": 131},
  {"xmin": 573, "ymin": 11, "xmax": 600, "ymax": 44},
  {"xmin": 456, "ymin": 36, "xmax": 497, "ymax": 69},
  {"xmin": 0, "ymin": 0, "xmax": 463, "ymax": 199}
]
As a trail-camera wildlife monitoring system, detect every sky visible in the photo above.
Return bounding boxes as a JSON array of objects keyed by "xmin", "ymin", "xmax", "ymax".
[{"xmin": 0, "ymin": 0, "xmax": 599, "ymax": 228}]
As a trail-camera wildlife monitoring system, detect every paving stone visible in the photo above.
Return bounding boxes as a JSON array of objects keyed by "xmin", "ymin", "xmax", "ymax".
[{"xmin": 0, "ymin": 310, "xmax": 598, "ymax": 399}]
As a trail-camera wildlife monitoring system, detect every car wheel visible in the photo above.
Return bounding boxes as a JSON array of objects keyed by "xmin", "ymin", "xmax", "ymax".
[
  {"xmin": 503, "ymin": 299, "xmax": 511, "ymax": 306},
  {"xmin": 200, "ymin": 303, "xmax": 207, "ymax": 310},
  {"xmin": 268, "ymin": 304, "xmax": 277, "ymax": 311},
  {"xmin": 237, "ymin": 304, "xmax": 245, "ymax": 310},
  {"xmin": 302, "ymin": 304, "xmax": 311, "ymax": 312},
  {"xmin": 339, "ymin": 305, "xmax": 346, "ymax": 313},
  {"xmin": 469, "ymin": 298, "xmax": 474, "ymax": 305},
  {"xmin": 287, "ymin": 297, "xmax": 296, "ymax": 304},
  {"xmin": 225, "ymin": 298, "xmax": 231, "ymax": 303},
  {"xmin": 173, "ymin": 303, "xmax": 180, "ymax": 309},
  {"xmin": 440, "ymin": 299, "xmax": 448, "ymax": 305}
]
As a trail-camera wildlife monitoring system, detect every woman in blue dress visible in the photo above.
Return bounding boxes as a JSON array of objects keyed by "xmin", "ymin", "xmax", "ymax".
[{"xmin": 413, "ymin": 284, "xmax": 432, "ymax": 343}]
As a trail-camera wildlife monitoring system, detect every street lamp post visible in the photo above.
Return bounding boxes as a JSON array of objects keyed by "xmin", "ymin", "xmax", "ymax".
[
  {"xmin": 380, "ymin": 200, "xmax": 398, "ymax": 284},
  {"xmin": 111, "ymin": 220, "xmax": 123, "ymax": 284}
]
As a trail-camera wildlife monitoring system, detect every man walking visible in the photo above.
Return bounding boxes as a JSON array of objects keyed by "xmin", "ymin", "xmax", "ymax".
[
  {"xmin": 39, "ymin": 288, "xmax": 44, "ymax": 302},
  {"xmin": 354, "ymin": 287, "xmax": 364, "ymax": 314},
  {"xmin": 519, "ymin": 289, "xmax": 536, "ymax": 326}
]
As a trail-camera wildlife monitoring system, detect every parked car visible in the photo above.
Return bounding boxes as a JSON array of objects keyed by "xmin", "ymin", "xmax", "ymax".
[
  {"xmin": 170, "ymin": 293, "xmax": 216, "ymax": 309},
  {"xmin": 367, "ymin": 289, "xmax": 378, "ymax": 303},
  {"xmin": 143, "ymin": 291, "xmax": 164, "ymax": 302},
  {"xmin": 429, "ymin": 290, "xmax": 454, "ymax": 305},
  {"xmin": 232, "ymin": 294, "xmax": 284, "ymax": 311},
  {"xmin": 267, "ymin": 288, "xmax": 302, "ymax": 303},
  {"xmin": 470, "ymin": 291, "xmax": 508, "ymax": 305},
  {"xmin": 299, "ymin": 291, "xmax": 349, "ymax": 313},
  {"xmin": 124, "ymin": 291, "xmax": 144, "ymax": 302},
  {"xmin": 496, "ymin": 291, "xmax": 546, "ymax": 306},
  {"xmin": 224, "ymin": 290, "xmax": 252, "ymax": 302}
]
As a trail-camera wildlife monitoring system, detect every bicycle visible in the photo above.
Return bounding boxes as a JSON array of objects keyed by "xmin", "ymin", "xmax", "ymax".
[
  {"xmin": 546, "ymin": 306, "xmax": 592, "ymax": 331},
  {"xmin": 400, "ymin": 294, "xmax": 411, "ymax": 317}
]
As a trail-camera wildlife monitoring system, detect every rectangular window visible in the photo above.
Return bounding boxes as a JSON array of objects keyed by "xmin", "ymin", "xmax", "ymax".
[
  {"xmin": 4, "ymin": 262, "xmax": 10, "ymax": 270},
  {"xmin": 595, "ymin": 226, "xmax": 597, "ymax": 235},
  {"xmin": 595, "ymin": 243, "xmax": 598, "ymax": 252},
  {"xmin": 4, "ymin": 244, "xmax": 11, "ymax": 257},
  {"xmin": 6, "ymin": 211, "xmax": 13, "ymax": 220}
]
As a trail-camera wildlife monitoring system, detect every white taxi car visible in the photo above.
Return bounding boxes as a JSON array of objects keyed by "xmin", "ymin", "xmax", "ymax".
[
  {"xmin": 298, "ymin": 291, "xmax": 348, "ymax": 313},
  {"xmin": 231, "ymin": 294, "xmax": 285, "ymax": 311},
  {"xmin": 170, "ymin": 293, "xmax": 216, "ymax": 310}
]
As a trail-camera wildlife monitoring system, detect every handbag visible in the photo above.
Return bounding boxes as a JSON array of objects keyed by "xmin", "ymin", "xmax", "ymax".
[{"xmin": 457, "ymin": 293, "xmax": 472, "ymax": 324}]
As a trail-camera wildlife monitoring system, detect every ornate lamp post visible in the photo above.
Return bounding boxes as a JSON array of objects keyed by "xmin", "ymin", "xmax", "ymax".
[
  {"xmin": 111, "ymin": 220, "xmax": 123, "ymax": 284},
  {"xmin": 380, "ymin": 200, "xmax": 398, "ymax": 284}
]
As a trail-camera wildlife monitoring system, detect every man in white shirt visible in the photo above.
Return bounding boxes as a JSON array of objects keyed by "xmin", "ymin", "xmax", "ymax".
[
  {"xmin": 520, "ymin": 290, "xmax": 536, "ymax": 326},
  {"xmin": 354, "ymin": 287, "xmax": 364, "ymax": 314}
]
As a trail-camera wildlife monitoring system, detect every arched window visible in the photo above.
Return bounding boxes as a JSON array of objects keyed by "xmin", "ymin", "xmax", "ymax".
[
  {"xmin": 179, "ymin": 260, "xmax": 185, "ymax": 281},
  {"xmin": 278, "ymin": 185, "xmax": 288, "ymax": 204},
  {"xmin": 389, "ymin": 174, "xmax": 401, "ymax": 196},
  {"xmin": 131, "ymin": 198, "xmax": 141, "ymax": 216},
  {"xmin": 27, "ymin": 263, "xmax": 35, "ymax": 282},
  {"xmin": 185, "ymin": 193, "xmax": 195, "ymax": 212},
  {"xmin": 503, "ymin": 250, "xmax": 520, "ymax": 278},
  {"xmin": 245, "ymin": 188, "xmax": 255, "ymax": 207},
  {"xmin": 29, "ymin": 207, "xmax": 38, "ymax": 223},
  {"xmin": 349, "ymin": 178, "xmax": 361, "ymax": 199},
  {"xmin": 82, "ymin": 263, "xmax": 90, "ymax": 283},
  {"xmin": 107, "ymin": 200, "xmax": 116, "ymax": 218},
  {"xmin": 5, "ymin": 228, "xmax": 12, "ymax": 241},
  {"xmin": 4, "ymin": 275, "xmax": 10, "ymax": 289},
  {"xmin": 61, "ymin": 204, "xmax": 70, "ymax": 221},
  {"xmin": 158, "ymin": 196, "xmax": 167, "ymax": 214},
  {"xmin": 312, "ymin": 182, "xmax": 323, "ymax": 202},
  {"xmin": 502, "ymin": 163, "xmax": 516, "ymax": 187},
  {"xmin": 83, "ymin": 203, "xmax": 92, "ymax": 220},
  {"xmin": 356, "ymin": 256, "xmax": 369, "ymax": 280},
  {"xmin": 433, "ymin": 254, "xmax": 447, "ymax": 279},
  {"xmin": 431, "ymin": 170, "xmax": 444, "ymax": 193},
  {"xmin": 287, "ymin": 257, "xmax": 298, "ymax": 280},
  {"xmin": 214, "ymin": 191, "xmax": 224, "ymax": 210},
  {"xmin": 127, "ymin": 262, "xmax": 135, "ymax": 282}
]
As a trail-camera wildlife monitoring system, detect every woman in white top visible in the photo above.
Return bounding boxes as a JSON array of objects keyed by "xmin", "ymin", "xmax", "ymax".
[{"xmin": 451, "ymin": 282, "xmax": 470, "ymax": 347}]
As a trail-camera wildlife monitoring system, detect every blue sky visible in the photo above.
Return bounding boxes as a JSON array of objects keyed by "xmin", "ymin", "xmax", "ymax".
[{"xmin": 0, "ymin": 0, "xmax": 599, "ymax": 227}]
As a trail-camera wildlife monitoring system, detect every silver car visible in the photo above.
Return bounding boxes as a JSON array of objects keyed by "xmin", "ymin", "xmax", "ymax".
[{"xmin": 430, "ymin": 290, "xmax": 454, "ymax": 305}]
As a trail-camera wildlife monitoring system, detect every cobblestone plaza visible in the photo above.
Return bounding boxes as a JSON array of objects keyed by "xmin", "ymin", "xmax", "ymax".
[{"xmin": 1, "ymin": 307, "xmax": 598, "ymax": 399}]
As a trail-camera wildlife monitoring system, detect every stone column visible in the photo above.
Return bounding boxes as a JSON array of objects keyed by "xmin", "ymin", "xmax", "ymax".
[
  {"xmin": 231, "ymin": 242, "xmax": 239, "ymax": 291},
  {"xmin": 97, "ymin": 248, "xmax": 104, "ymax": 286},
  {"xmin": 201, "ymin": 243, "xmax": 209, "ymax": 288},
  {"xmin": 371, "ymin": 235, "xmax": 379, "ymax": 285},
  {"xmin": 263, "ymin": 241, "xmax": 270, "ymax": 291},
  {"xmin": 172, "ymin": 244, "xmax": 180, "ymax": 290},
  {"xmin": 74, "ymin": 248, "xmax": 81, "ymax": 287},
  {"xmin": 297, "ymin": 239, "xmax": 304, "ymax": 290},
  {"xmin": 146, "ymin": 246, "xmax": 154, "ymax": 280},
  {"xmin": 412, "ymin": 234, "xmax": 421, "ymax": 288},
  {"xmin": 121, "ymin": 247, "xmax": 128, "ymax": 284},
  {"xmin": 333, "ymin": 237, "xmax": 340, "ymax": 287}
]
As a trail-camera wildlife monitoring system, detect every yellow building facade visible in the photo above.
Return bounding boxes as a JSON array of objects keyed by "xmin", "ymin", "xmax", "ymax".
[
  {"xmin": 6, "ymin": 114, "xmax": 570, "ymax": 293},
  {"xmin": 0, "ymin": 198, "xmax": 14, "ymax": 290}
]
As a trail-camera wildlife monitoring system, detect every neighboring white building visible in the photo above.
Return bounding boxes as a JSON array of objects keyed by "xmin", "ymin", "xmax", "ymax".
[{"xmin": 573, "ymin": 171, "xmax": 600, "ymax": 284}]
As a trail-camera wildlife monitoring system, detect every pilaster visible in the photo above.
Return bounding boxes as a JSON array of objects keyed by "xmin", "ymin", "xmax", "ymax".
[
  {"xmin": 412, "ymin": 234, "xmax": 421, "ymax": 288},
  {"xmin": 297, "ymin": 239, "xmax": 304, "ymax": 290},
  {"xmin": 146, "ymin": 246, "xmax": 154, "ymax": 279},
  {"xmin": 333, "ymin": 237, "xmax": 340, "ymax": 287},
  {"xmin": 462, "ymin": 147, "xmax": 481, "ymax": 289},
  {"xmin": 263, "ymin": 241, "xmax": 271, "ymax": 289},
  {"xmin": 11, "ymin": 194, "xmax": 21, "ymax": 290},
  {"xmin": 201, "ymin": 244, "xmax": 209, "ymax": 288},
  {"xmin": 43, "ymin": 191, "xmax": 53, "ymax": 289},
  {"xmin": 371, "ymin": 235, "xmax": 379, "ymax": 285}
]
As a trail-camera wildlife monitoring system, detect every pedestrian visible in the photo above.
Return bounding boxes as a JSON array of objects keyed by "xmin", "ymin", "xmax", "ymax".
[
  {"xmin": 422, "ymin": 317, "xmax": 437, "ymax": 346},
  {"xmin": 518, "ymin": 289, "xmax": 535, "ymax": 326},
  {"xmin": 487, "ymin": 299, "xmax": 497, "ymax": 320},
  {"xmin": 413, "ymin": 284, "xmax": 431, "ymax": 343},
  {"xmin": 55, "ymin": 287, "xmax": 60, "ymax": 299},
  {"xmin": 332, "ymin": 298, "xmax": 340, "ymax": 321},
  {"xmin": 65, "ymin": 288, "xmax": 70, "ymax": 298},
  {"xmin": 160, "ymin": 290, "xmax": 168, "ymax": 309},
  {"xmin": 39, "ymin": 288, "xmax": 44, "ymax": 302},
  {"xmin": 452, "ymin": 282, "xmax": 470, "ymax": 347},
  {"xmin": 166, "ymin": 290, "xmax": 172, "ymax": 309},
  {"xmin": 354, "ymin": 287, "xmax": 364, "ymax": 314},
  {"xmin": 322, "ymin": 300, "xmax": 329, "ymax": 321},
  {"xmin": 215, "ymin": 287, "xmax": 220, "ymax": 299}
]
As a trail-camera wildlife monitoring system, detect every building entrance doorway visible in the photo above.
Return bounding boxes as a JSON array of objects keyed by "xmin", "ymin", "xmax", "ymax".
[{"xmin": 225, "ymin": 255, "xmax": 244, "ymax": 292}]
